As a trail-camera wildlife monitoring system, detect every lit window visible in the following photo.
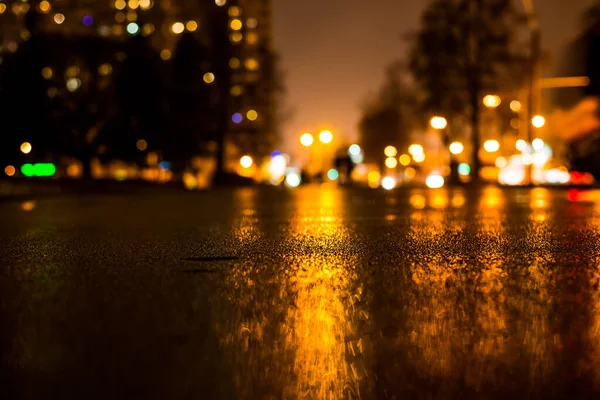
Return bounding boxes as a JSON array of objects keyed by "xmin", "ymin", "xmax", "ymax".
[
  {"xmin": 171, "ymin": 22, "xmax": 184, "ymax": 34},
  {"xmin": 54, "ymin": 13, "xmax": 65, "ymax": 24},
  {"xmin": 128, "ymin": 0, "xmax": 139, "ymax": 9},
  {"xmin": 245, "ymin": 58, "xmax": 259, "ymax": 71},
  {"xmin": 247, "ymin": 18, "xmax": 257, "ymax": 29},
  {"xmin": 228, "ymin": 6, "xmax": 241, "ymax": 17},
  {"xmin": 230, "ymin": 32, "xmax": 242, "ymax": 42},
  {"xmin": 186, "ymin": 20, "xmax": 198, "ymax": 32},
  {"xmin": 160, "ymin": 49, "xmax": 172, "ymax": 60},
  {"xmin": 41, "ymin": 67, "xmax": 53, "ymax": 80},
  {"xmin": 229, "ymin": 58, "xmax": 240, "ymax": 69},
  {"xmin": 246, "ymin": 32, "xmax": 258, "ymax": 45},
  {"xmin": 114, "ymin": 0, "xmax": 126, "ymax": 10},
  {"xmin": 39, "ymin": 1, "xmax": 51, "ymax": 13},
  {"xmin": 230, "ymin": 19, "xmax": 242, "ymax": 31},
  {"xmin": 115, "ymin": 12, "xmax": 126, "ymax": 23}
]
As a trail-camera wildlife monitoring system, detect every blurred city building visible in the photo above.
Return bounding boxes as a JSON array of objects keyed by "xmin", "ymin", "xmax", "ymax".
[{"xmin": 0, "ymin": 0, "xmax": 278, "ymax": 180}]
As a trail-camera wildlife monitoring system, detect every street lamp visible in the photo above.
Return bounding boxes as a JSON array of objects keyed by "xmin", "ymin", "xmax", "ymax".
[
  {"xmin": 300, "ymin": 133, "xmax": 314, "ymax": 147},
  {"xmin": 319, "ymin": 130, "xmax": 333, "ymax": 144}
]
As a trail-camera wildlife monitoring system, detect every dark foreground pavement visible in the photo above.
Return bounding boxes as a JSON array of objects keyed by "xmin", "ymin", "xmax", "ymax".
[{"xmin": 2, "ymin": 185, "xmax": 600, "ymax": 399}]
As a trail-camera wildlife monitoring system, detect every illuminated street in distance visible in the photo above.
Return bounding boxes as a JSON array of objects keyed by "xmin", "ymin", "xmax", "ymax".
[{"xmin": 3, "ymin": 185, "xmax": 600, "ymax": 398}]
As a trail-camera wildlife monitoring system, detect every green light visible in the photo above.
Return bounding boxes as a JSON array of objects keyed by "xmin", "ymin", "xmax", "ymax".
[
  {"xmin": 327, "ymin": 168, "xmax": 339, "ymax": 181},
  {"xmin": 21, "ymin": 163, "xmax": 35, "ymax": 177},
  {"xmin": 21, "ymin": 163, "xmax": 56, "ymax": 178},
  {"xmin": 458, "ymin": 163, "xmax": 471, "ymax": 176}
]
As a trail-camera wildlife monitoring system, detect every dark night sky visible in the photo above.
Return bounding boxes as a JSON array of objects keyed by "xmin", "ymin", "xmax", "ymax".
[{"xmin": 273, "ymin": 0, "xmax": 596, "ymax": 153}]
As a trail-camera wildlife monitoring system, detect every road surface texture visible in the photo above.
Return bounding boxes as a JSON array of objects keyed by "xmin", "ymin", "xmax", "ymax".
[{"xmin": 2, "ymin": 185, "xmax": 600, "ymax": 399}]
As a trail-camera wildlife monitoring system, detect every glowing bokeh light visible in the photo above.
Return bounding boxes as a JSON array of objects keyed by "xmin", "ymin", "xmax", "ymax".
[
  {"xmin": 412, "ymin": 153, "xmax": 426, "ymax": 163},
  {"xmin": 483, "ymin": 139, "xmax": 500, "ymax": 153},
  {"xmin": 348, "ymin": 144, "xmax": 361, "ymax": 156},
  {"xmin": 240, "ymin": 155, "xmax": 253, "ymax": 169},
  {"xmin": 232, "ymin": 113, "xmax": 243, "ymax": 124},
  {"xmin": 136, "ymin": 139, "xmax": 147, "ymax": 151},
  {"xmin": 5, "ymin": 165, "xmax": 16, "ymax": 177},
  {"xmin": 381, "ymin": 176, "xmax": 396, "ymax": 190},
  {"xmin": 203, "ymin": 72, "xmax": 215, "ymax": 84},
  {"xmin": 385, "ymin": 157, "xmax": 398, "ymax": 169},
  {"xmin": 458, "ymin": 163, "xmax": 471, "ymax": 176},
  {"xmin": 230, "ymin": 19, "xmax": 242, "ymax": 31},
  {"xmin": 126, "ymin": 22, "xmax": 139, "ymax": 35},
  {"xmin": 532, "ymin": 115, "xmax": 546, "ymax": 128},
  {"xmin": 300, "ymin": 133, "xmax": 314, "ymax": 147},
  {"xmin": 246, "ymin": 110, "xmax": 258, "ymax": 121},
  {"xmin": 397, "ymin": 154, "xmax": 410, "ymax": 166},
  {"xmin": 171, "ymin": 22, "xmax": 184, "ymax": 34},
  {"xmin": 285, "ymin": 172, "xmax": 301, "ymax": 188},
  {"xmin": 426, "ymin": 174, "xmax": 445, "ymax": 189},
  {"xmin": 483, "ymin": 94, "xmax": 501, "ymax": 108},
  {"xmin": 430, "ymin": 116, "xmax": 447, "ymax": 130},
  {"xmin": 510, "ymin": 100, "xmax": 522, "ymax": 112},
  {"xmin": 516, "ymin": 139, "xmax": 527, "ymax": 152},
  {"xmin": 186, "ymin": 20, "xmax": 198, "ymax": 32},
  {"xmin": 495, "ymin": 157, "xmax": 508, "ymax": 168},
  {"xmin": 319, "ymin": 130, "xmax": 333, "ymax": 144},
  {"xmin": 384, "ymin": 145, "xmax": 398, "ymax": 158},
  {"xmin": 449, "ymin": 142, "xmax": 464, "ymax": 155},
  {"xmin": 20, "ymin": 142, "xmax": 32, "ymax": 154},
  {"xmin": 532, "ymin": 138, "xmax": 544, "ymax": 151},
  {"xmin": 408, "ymin": 144, "xmax": 424, "ymax": 156},
  {"xmin": 82, "ymin": 15, "xmax": 93, "ymax": 27},
  {"xmin": 54, "ymin": 13, "xmax": 65, "ymax": 24},
  {"xmin": 327, "ymin": 169, "xmax": 339, "ymax": 181}
]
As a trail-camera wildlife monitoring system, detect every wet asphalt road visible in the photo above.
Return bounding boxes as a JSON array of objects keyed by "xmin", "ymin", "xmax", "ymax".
[{"xmin": 2, "ymin": 185, "xmax": 600, "ymax": 399}]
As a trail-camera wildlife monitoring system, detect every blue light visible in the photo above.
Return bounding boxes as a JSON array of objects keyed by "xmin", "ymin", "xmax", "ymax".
[
  {"xmin": 270, "ymin": 150, "xmax": 282, "ymax": 158},
  {"xmin": 232, "ymin": 113, "xmax": 243, "ymax": 124},
  {"xmin": 82, "ymin": 15, "xmax": 93, "ymax": 27},
  {"xmin": 158, "ymin": 161, "xmax": 171, "ymax": 170}
]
